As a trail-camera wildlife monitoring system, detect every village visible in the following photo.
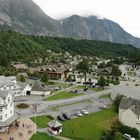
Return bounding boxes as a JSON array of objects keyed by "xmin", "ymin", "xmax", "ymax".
[{"xmin": 0, "ymin": 50, "xmax": 140, "ymax": 140}]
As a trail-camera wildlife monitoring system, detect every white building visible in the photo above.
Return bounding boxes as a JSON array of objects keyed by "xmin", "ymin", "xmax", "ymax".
[
  {"xmin": 0, "ymin": 90, "xmax": 19, "ymax": 132},
  {"xmin": 48, "ymin": 120, "xmax": 62, "ymax": 135},
  {"xmin": 0, "ymin": 76, "xmax": 25, "ymax": 97},
  {"xmin": 0, "ymin": 76, "xmax": 50, "ymax": 97},
  {"xmin": 119, "ymin": 97, "xmax": 140, "ymax": 131}
]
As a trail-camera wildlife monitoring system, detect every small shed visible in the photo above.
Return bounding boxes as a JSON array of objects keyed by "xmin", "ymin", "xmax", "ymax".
[
  {"xmin": 48, "ymin": 120, "xmax": 62, "ymax": 135},
  {"xmin": 31, "ymin": 80, "xmax": 50, "ymax": 96}
]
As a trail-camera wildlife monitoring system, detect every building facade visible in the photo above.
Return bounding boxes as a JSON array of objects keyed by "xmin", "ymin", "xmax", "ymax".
[
  {"xmin": 0, "ymin": 91, "xmax": 18, "ymax": 132},
  {"xmin": 119, "ymin": 97, "xmax": 140, "ymax": 131}
]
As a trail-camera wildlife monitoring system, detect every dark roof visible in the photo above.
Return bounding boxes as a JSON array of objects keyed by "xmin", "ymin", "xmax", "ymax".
[
  {"xmin": 31, "ymin": 80, "xmax": 46, "ymax": 92},
  {"xmin": 119, "ymin": 97, "xmax": 140, "ymax": 115},
  {"xmin": 130, "ymin": 102, "xmax": 140, "ymax": 116},
  {"xmin": 47, "ymin": 66, "xmax": 69, "ymax": 74}
]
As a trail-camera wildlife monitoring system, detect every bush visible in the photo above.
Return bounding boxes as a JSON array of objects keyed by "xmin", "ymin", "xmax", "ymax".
[
  {"xmin": 46, "ymin": 115, "xmax": 54, "ymax": 120},
  {"xmin": 118, "ymin": 125, "xmax": 139, "ymax": 138},
  {"xmin": 113, "ymin": 95, "xmax": 124, "ymax": 112}
]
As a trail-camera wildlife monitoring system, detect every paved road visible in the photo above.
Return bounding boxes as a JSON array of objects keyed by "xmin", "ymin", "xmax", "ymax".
[
  {"xmin": 15, "ymin": 64, "xmax": 140, "ymax": 118},
  {"xmin": 15, "ymin": 90, "xmax": 111, "ymax": 117}
]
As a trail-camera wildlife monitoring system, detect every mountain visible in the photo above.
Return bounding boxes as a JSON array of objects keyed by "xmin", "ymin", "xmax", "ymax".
[
  {"xmin": 0, "ymin": 0, "xmax": 140, "ymax": 48},
  {"xmin": 61, "ymin": 15, "xmax": 140, "ymax": 48},
  {"xmin": 0, "ymin": 0, "xmax": 62, "ymax": 35}
]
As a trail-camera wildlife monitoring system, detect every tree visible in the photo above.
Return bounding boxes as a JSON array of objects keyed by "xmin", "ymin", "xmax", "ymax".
[
  {"xmin": 113, "ymin": 95, "xmax": 124, "ymax": 112},
  {"xmin": 114, "ymin": 132, "xmax": 123, "ymax": 140},
  {"xmin": 41, "ymin": 72, "xmax": 48, "ymax": 82},
  {"xmin": 98, "ymin": 76, "xmax": 106, "ymax": 88},
  {"xmin": 76, "ymin": 59, "xmax": 90, "ymax": 82},
  {"xmin": 111, "ymin": 65, "xmax": 122, "ymax": 77},
  {"xmin": 32, "ymin": 103, "xmax": 40, "ymax": 127},
  {"xmin": 17, "ymin": 74, "xmax": 26, "ymax": 82}
]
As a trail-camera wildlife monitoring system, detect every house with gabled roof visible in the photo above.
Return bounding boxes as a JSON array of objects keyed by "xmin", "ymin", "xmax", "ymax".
[
  {"xmin": 11, "ymin": 63, "xmax": 28, "ymax": 72},
  {"xmin": 48, "ymin": 120, "xmax": 62, "ymax": 135},
  {"xmin": 46, "ymin": 66, "xmax": 70, "ymax": 80},
  {"xmin": 0, "ymin": 90, "xmax": 19, "ymax": 132},
  {"xmin": 25, "ymin": 80, "xmax": 50, "ymax": 96},
  {"xmin": 119, "ymin": 97, "xmax": 140, "ymax": 131}
]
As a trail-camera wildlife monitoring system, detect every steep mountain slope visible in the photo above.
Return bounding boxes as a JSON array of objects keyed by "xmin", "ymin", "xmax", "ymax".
[
  {"xmin": 0, "ymin": 0, "xmax": 140, "ymax": 48},
  {"xmin": 61, "ymin": 15, "xmax": 140, "ymax": 48},
  {"xmin": 0, "ymin": 0, "xmax": 62, "ymax": 35},
  {"xmin": 0, "ymin": 31, "xmax": 138, "ymax": 67}
]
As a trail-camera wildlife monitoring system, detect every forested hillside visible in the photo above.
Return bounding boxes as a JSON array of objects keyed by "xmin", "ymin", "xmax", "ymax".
[{"xmin": 0, "ymin": 31, "xmax": 139, "ymax": 67}]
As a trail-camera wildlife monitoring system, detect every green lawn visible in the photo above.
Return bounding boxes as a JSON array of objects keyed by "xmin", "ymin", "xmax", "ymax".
[
  {"xmin": 30, "ymin": 132, "xmax": 58, "ymax": 140},
  {"xmin": 61, "ymin": 108, "xmax": 117, "ymax": 140},
  {"xmin": 31, "ymin": 115, "xmax": 53, "ymax": 128},
  {"xmin": 46, "ymin": 91, "xmax": 84, "ymax": 101}
]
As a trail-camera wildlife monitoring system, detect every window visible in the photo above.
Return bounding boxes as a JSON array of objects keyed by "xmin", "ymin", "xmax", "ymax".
[
  {"xmin": 0, "ymin": 108, "xmax": 2, "ymax": 111},
  {"xmin": 5, "ymin": 106, "xmax": 7, "ymax": 110},
  {"xmin": 10, "ymin": 103, "xmax": 13, "ymax": 107},
  {"xmin": 136, "ymin": 115, "xmax": 140, "ymax": 125},
  {"xmin": 5, "ymin": 114, "xmax": 7, "ymax": 118},
  {"xmin": 0, "ymin": 116, "xmax": 2, "ymax": 120},
  {"xmin": 8, "ymin": 98, "xmax": 10, "ymax": 103}
]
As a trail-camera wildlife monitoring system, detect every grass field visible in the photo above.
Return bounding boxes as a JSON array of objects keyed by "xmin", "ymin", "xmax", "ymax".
[
  {"xmin": 46, "ymin": 91, "xmax": 84, "ymax": 101},
  {"xmin": 30, "ymin": 132, "xmax": 58, "ymax": 140},
  {"xmin": 61, "ymin": 108, "xmax": 117, "ymax": 140},
  {"xmin": 31, "ymin": 115, "xmax": 53, "ymax": 128}
]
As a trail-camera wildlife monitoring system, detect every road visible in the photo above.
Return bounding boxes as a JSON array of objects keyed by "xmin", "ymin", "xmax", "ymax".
[{"xmin": 15, "ymin": 65, "xmax": 140, "ymax": 118}]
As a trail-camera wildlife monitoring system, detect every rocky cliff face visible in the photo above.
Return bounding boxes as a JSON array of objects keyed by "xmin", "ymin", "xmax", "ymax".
[
  {"xmin": 61, "ymin": 15, "xmax": 140, "ymax": 48},
  {"xmin": 0, "ymin": 0, "xmax": 140, "ymax": 48},
  {"xmin": 0, "ymin": 0, "xmax": 62, "ymax": 35}
]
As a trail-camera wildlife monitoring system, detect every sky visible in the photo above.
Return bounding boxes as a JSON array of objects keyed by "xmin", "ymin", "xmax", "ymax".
[{"xmin": 33, "ymin": 0, "xmax": 140, "ymax": 37}]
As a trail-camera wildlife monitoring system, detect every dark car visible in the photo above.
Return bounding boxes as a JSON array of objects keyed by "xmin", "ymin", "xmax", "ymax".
[
  {"xmin": 62, "ymin": 113, "xmax": 71, "ymax": 120},
  {"xmin": 57, "ymin": 115, "xmax": 65, "ymax": 121},
  {"xmin": 83, "ymin": 88, "xmax": 88, "ymax": 91}
]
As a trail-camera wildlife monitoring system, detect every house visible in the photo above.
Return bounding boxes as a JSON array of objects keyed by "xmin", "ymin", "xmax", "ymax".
[
  {"xmin": 11, "ymin": 63, "xmax": 28, "ymax": 71},
  {"xmin": 31, "ymin": 80, "xmax": 50, "ymax": 96},
  {"xmin": 0, "ymin": 91, "xmax": 19, "ymax": 132},
  {"xmin": 119, "ymin": 97, "xmax": 140, "ymax": 131},
  {"xmin": 96, "ymin": 67, "xmax": 112, "ymax": 76},
  {"xmin": 46, "ymin": 66, "xmax": 70, "ymax": 80},
  {"xmin": 48, "ymin": 120, "xmax": 62, "ymax": 135},
  {"xmin": 0, "ymin": 76, "xmax": 28, "ymax": 97}
]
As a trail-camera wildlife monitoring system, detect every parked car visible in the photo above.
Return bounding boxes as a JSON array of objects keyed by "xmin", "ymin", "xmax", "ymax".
[
  {"xmin": 80, "ymin": 109, "xmax": 88, "ymax": 115},
  {"xmin": 57, "ymin": 115, "xmax": 65, "ymax": 121},
  {"xmin": 83, "ymin": 88, "xmax": 88, "ymax": 91},
  {"xmin": 62, "ymin": 113, "xmax": 71, "ymax": 120},
  {"xmin": 99, "ymin": 105, "xmax": 107, "ymax": 110},
  {"xmin": 74, "ymin": 111, "xmax": 83, "ymax": 117},
  {"xmin": 123, "ymin": 133, "xmax": 135, "ymax": 140}
]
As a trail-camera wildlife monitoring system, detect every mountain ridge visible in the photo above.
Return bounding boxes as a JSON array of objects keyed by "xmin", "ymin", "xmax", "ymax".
[{"xmin": 0, "ymin": 0, "xmax": 140, "ymax": 48}]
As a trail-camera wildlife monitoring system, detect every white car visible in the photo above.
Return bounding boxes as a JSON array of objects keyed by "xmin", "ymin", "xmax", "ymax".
[
  {"xmin": 80, "ymin": 109, "xmax": 88, "ymax": 115},
  {"xmin": 99, "ymin": 105, "xmax": 107, "ymax": 109},
  {"xmin": 123, "ymin": 133, "xmax": 135, "ymax": 140},
  {"xmin": 74, "ymin": 111, "xmax": 83, "ymax": 117}
]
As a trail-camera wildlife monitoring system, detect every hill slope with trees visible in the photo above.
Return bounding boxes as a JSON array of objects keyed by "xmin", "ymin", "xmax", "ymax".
[{"xmin": 0, "ymin": 31, "xmax": 139, "ymax": 67}]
